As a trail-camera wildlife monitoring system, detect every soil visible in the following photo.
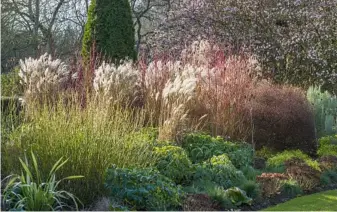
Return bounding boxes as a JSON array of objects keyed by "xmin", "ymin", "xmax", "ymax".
[
  {"xmin": 182, "ymin": 193, "xmax": 222, "ymax": 211},
  {"xmin": 240, "ymin": 183, "xmax": 337, "ymax": 211}
]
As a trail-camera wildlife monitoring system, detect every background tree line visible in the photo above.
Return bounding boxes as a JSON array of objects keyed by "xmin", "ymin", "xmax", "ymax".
[{"xmin": 2, "ymin": 0, "xmax": 336, "ymax": 94}]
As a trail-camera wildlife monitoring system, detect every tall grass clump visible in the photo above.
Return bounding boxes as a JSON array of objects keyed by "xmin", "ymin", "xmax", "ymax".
[
  {"xmin": 140, "ymin": 40, "xmax": 258, "ymax": 141},
  {"xmin": 2, "ymin": 93, "xmax": 157, "ymax": 205},
  {"xmin": 18, "ymin": 53, "xmax": 74, "ymax": 107}
]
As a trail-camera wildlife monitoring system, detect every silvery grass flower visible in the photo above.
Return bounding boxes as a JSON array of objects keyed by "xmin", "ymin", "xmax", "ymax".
[
  {"xmin": 19, "ymin": 53, "xmax": 69, "ymax": 96},
  {"xmin": 93, "ymin": 61, "xmax": 141, "ymax": 104}
]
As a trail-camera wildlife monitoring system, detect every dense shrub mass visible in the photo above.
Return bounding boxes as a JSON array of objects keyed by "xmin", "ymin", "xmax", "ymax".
[
  {"xmin": 317, "ymin": 136, "xmax": 337, "ymax": 157},
  {"xmin": 154, "ymin": 145, "xmax": 193, "ymax": 184},
  {"xmin": 280, "ymin": 179, "xmax": 303, "ymax": 198},
  {"xmin": 182, "ymin": 133, "xmax": 253, "ymax": 168},
  {"xmin": 105, "ymin": 166, "xmax": 184, "ymax": 210},
  {"xmin": 248, "ymin": 83, "xmax": 317, "ymax": 155},
  {"xmin": 267, "ymin": 150, "xmax": 320, "ymax": 172},
  {"xmin": 192, "ymin": 154, "xmax": 247, "ymax": 189}
]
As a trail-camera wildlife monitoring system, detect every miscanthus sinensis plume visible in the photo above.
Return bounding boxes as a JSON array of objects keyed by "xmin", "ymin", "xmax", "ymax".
[
  {"xmin": 93, "ymin": 61, "xmax": 141, "ymax": 104},
  {"xmin": 19, "ymin": 53, "xmax": 70, "ymax": 98}
]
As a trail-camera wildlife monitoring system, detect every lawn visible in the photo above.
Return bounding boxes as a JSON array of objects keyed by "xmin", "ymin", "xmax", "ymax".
[{"xmin": 264, "ymin": 190, "xmax": 337, "ymax": 211}]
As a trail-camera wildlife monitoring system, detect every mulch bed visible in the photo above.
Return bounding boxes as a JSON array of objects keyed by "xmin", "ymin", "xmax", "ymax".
[{"xmin": 240, "ymin": 183, "xmax": 337, "ymax": 211}]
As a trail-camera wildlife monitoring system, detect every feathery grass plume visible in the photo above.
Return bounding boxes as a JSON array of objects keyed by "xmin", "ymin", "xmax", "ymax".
[
  {"xmin": 93, "ymin": 60, "xmax": 141, "ymax": 106},
  {"xmin": 150, "ymin": 40, "xmax": 258, "ymax": 141},
  {"xmin": 18, "ymin": 53, "xmax": 73, "ymax": 108}
]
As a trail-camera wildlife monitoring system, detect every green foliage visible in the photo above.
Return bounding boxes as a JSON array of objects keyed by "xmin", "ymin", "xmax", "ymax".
[
  {"xmin": 104, "ymin": 166, "xmax": 184, "ymax": 211},
  {"xmin": 1, "ymin": 100, "xmax": 157, "ymax": 205},
  {"xmin": 192, "ymin": 155, "xmax": 247, "ymax": 189},
  {"xmin": 318, "ymin": 136, "xmax": 337, "ymax": 157},
  {"xmin": 206, "ymin": 186, "xmax": 234, "ymax": 209},
  {"xmin": 190, "ymin": 184, "xmax": 252, "ymax": 209},
  {"xmin": 2, "ymin": 151, "xmax": 83, "ymax": 211},
  {"xmin": 267, "ymin": 150, "xmax": 321, "ymax": 172},
  {"xmin": 82, "ymin": 0, "xmax": 136, "ymax": 63},
  {"xmin": 182, "ymin": 133, "xmax": 253, "ymax": 168},
  {"xmin": 239, "ymin": 180, "xmax": 260, "ymax": 199},
  {"xmin": 320, "ymin": 170, "xmax": 337, "ymax": 185},
  {"xmin": 1, "ymin": 97, "xmax": 24, "ymax": 143},
  {"xmin": 228, "ymin": 146, "xmax": 254, "ymax": 169},
  {"xmin": 240, "ymin": 165, "xmax": 260, "ymax": 181},
  {"xmin": 81, "ymin": 0, "xmax": 96, "ymax": 61},
  {"xmin": 1, "ymin": 67, "xmax": 23, "ymax": 97},
  {"xmin": 223, "ymin": 187, "xmax": 252, "ymax": 206},
  {"xmin": 280, "ymin": 180, "xmax": 303, "ymax": 198},
  {"xmin": 307, "ymin": 86, "xmax": 337, "ymax": 137},
  {"xmin": 209, "ymin": 154, "xmax": 232, "ymax": 165},
  {"xmin": 154, "ymin": 145, "xmax": 192, "ymax": 184},
  {"xmin": 255, "ymin": 147, "xmax": 276, "ymax": 159}
]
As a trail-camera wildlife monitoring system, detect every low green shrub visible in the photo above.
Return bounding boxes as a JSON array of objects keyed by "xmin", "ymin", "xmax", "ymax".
[
  {"xmin": 182, "ymin": 133, "xmax": 253, "ymax": 168},
  {"xmin": 318, "ymin": 136, "xmax": 337, "ymax": 157},
  {"xmin": 104, "ymin": 166, "xmax": 184, "ymax": 211},
  {"xmin": 320, "ymin": 170, "xmax": 337, "ymax": 185},
  {"xmin": 240, "ymin": 180, "xmax": 260, "ymax": 199},
  {"xmin": 182, "ymin": 133, "xmax": 229, "ymax": 163},
  {"xmin": 193, "ymin": 154, "xmax": 247, "ymax": 189},
  {"xmin": 222, "ymin": 187, "xmax": 252, "ymax": 206},
  {"xmin": 228, "ymin": 146, "xmax": 254, "ymax": 169},
  {"xmin": 2, "ymin": 152, "xmax": 83, "ymax": 211},
  {"xmin": 280, "ymin": 179, "xmax": 303, "ymax": 198},
  {"xmin": 320, "ymin": 173, "xmax": 332, "ymax": 185},
  {"xmin": 255, "ymin": 147, "xmax": 275, "ymax": 159},
  {"xmin": 267, "ymin": 150, "xmax": 320, "ymax": 172},
  {"xmin": 200, "ymin": 185, "xmax": 252, "ymax": 209},
  {"xmin": 154, "ymin": 145, "xmax": 192, "ymax": 184},
  {"xmin": 206, "ymin": 186, "xmax": 234, "ymax": 209},
  {"xmin": 241, "ymin": 165, "xmax": 260, "ymax": 181}
]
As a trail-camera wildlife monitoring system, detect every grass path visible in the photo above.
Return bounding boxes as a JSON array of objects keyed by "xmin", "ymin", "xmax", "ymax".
[{"xmin": 264, "ymin": 190, "xmax": 337, "ymax": 211}]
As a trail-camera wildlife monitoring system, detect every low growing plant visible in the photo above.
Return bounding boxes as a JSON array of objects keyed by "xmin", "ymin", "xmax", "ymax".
[
  {"xmin": 267, "ymin": 150, "xmax": 320, "ymax": 172},
  {"xmin": 154, "ymin": 145, "xmax": 193, "ymax": 184},
  {"xmin": 182, "ymin": 133, "xmax": 253, "ymax": 168},
  {"xmin": 2, "ymin": 152, "xmax": 83, "ymax": 211},
  {"xmin": 222, "ymin": 187, "xmax": 252, "ymax": 206},
  {"xmin": 206, "ymin": 186, "xmax": 234, "ymax": 209},
  {"xmin": 192, "ymin": 154, "xmax": 247, "ymax": 189},
  {"xmin": 104, "ymin": 165, "xmax": 184, "ymax": 211},
  {"xmin": 320, "ymin": 170, "xmax": 337, "ymax": 185},
  {"xmin": 318, "ymin": 136, "xmax": 337, "ymax": 157},
  {"xmin": 280, "ymin": 179, "xmax": 303, "ymax": 198},
  {"xmin": 240, "ymin": 165, "xmax": 260, "ymax": 181},
  {"xmin": 239, "ymin": 180, "xmax": 260, "ymax": 199}
]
